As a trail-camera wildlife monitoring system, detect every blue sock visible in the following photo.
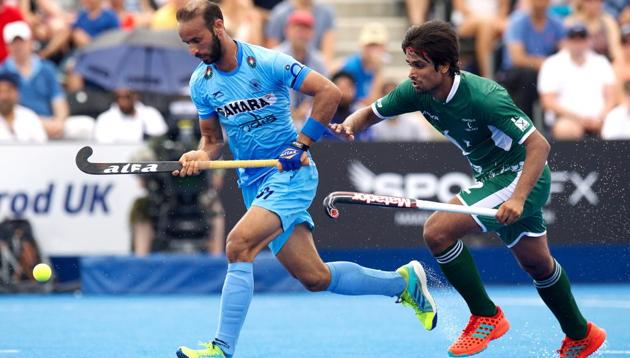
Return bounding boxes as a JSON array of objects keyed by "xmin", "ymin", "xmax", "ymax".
[
  {"xmin": 213, "ymin": 262, "xmax": 253, "ymax": 356},
  {"xmin": 326, "ymin": 261, "xmax": 405, "ymax": 297}
]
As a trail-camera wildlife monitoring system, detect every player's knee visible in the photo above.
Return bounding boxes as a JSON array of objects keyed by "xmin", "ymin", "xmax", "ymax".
[
  {"xmin": 519, "ymin": 256, "xmax": 555, "ymax": 280},
  {"xmin": 225, "ymin": 231, "xmax": 254, "ymax": 262},
  {"xmin": 423, "ymin": 217, "xmax": 455, "ymax": 254},
  {"xmin": 296, "ymin": 267, "xmax": 330, "ymax": 292}
]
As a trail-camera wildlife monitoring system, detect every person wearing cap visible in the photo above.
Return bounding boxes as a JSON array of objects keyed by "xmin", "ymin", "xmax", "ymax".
[
  {"xmin": 538, "ymin": 22, "xmax": 617, "ymax": 139},
  {"xmin": 275, "ymin": 10, "xmax": 327, "ymax": 126},
  {"xmin": 265, "ymin": 0, "xmax": 336, "ymax": 65},
  {"xmin": 0, "ymin": 71, "xmax": 47, "ymax": 142},
  {"xmin": 338, "ymin": 22, "xmax": 388, "ymax": 105},
  {"xmin": 563, "ymin": 0, "xmax": 622, "ymax": 61},
  {"xmin": 497, "ymin": 0, "xmax": 565, "ymax": 120},
  {"xmin": 0, "ymin": 21, "xmax": 68, "ymax": 139}
]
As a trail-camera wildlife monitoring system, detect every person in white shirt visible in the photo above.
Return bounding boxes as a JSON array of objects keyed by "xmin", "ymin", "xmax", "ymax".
[
  {"xmin": 538, "ymin": 23, "xmax": 617, "ymax": 140},
  {"xmin": 602, "ymin": 79, "xmax": 630, "ymax": 140},
  {"xmin": 94, "ymin": 88, "xmax": 168, "ymax": 143},
  {"xmin": 0, "ymin": 72, "xmax": 47, "ymax": 143}
]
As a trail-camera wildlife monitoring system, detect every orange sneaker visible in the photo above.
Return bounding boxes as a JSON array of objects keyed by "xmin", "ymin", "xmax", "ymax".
[
  {"xmin": 448, "ymin": 306, "xmax": 510, "ymax": 357},
  {"xmin": 558, "ymin": 322, "xmax": 606, "ymax": 358}
]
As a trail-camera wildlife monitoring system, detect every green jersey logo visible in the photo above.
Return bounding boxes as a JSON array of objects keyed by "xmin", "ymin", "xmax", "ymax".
[{"xmin": 511, "ymin": 117, "xmax": 529, "ymax": 131}]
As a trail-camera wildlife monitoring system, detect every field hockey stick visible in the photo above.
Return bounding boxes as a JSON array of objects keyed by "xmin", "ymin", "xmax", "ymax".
[
  {"xmin": 75, "ymin": 146, "xmax": 308, "ymax": 175},
  {"xmin": 323, "ymin": 191, "xmax": 498, "ymax": 218}
]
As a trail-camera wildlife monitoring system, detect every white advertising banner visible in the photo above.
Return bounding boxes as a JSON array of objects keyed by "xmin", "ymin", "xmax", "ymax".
[{"xmin": 0, "ymin": 143, "xmax": 145, "ymax": 255}]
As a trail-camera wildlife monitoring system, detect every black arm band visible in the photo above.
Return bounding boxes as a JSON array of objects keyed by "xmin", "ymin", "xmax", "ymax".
[{"xmin": 291, "ymin": 141, "xmax": 310, "ymax": 151}]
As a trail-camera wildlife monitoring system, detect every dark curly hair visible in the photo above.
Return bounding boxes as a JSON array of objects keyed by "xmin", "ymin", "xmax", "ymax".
[{"xmin": 401, "ymin": 20, "xmax": 460, "ymax": 77}]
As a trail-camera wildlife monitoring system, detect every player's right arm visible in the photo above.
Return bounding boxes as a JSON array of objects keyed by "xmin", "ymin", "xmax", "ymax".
[
  {"xmin": 173, "ymin": 115, "xmax": 224, "ymax": 177},
  {"xmin": 333, "ymin": 79, "xmax": 418, "ymax": 140},
  {"xmin": 330, "ymin": 106, "xmax": 380, "ymax": 141}
]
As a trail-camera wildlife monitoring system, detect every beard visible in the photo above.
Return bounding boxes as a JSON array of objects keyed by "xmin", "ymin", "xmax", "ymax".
[
  {"xmin": 202, "ymin": 31, "xmax": 223, "ymax": 64},
  {"xmin": 0, "ymin": 101, "xmax": 13, "ymax": 116}
]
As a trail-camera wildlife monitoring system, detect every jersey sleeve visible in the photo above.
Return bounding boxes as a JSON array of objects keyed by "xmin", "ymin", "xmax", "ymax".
[
  {"xmin": 481, "ymin": 87, "xmax": 536, "ymax": 145},
  {"xmin": 268, "ymin": 50, "xmax": 311, "ymax": 91},
  {"xmin": 371, "ymin": 79, "xmax": 419, "ymax": 119},
  {"xmin": 189, "ymin": 73, "xmax": 217, "ymax": 119}
]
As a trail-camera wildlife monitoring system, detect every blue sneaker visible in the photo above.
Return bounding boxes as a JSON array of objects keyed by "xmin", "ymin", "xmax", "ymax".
[
  {"xmin": 176, "ymin": 342, "xmax": 225, "ymax": 358},
  {"xmin": 396, "ymin": 260, "xmax": 438, "ymax": 330}
]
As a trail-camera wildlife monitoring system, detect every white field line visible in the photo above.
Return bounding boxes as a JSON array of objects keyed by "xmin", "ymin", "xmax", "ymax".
[{"xmin": 0, "ymin": 350, "xmax": 19, "ymax": 354}]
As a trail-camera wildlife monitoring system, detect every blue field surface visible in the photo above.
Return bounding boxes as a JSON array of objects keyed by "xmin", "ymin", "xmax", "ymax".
[{"xmin": 1, "ymin": 285, "xmax": 629, "ymax": 357}]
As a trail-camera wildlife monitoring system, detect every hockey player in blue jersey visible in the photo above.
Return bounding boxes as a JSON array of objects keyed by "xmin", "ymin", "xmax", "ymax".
[{"xmin": 173, "ymin": 2, "xmax": 437, "ymax": 357}]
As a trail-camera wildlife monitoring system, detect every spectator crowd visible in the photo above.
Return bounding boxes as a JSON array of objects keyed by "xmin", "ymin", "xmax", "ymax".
[{"xmin": 0, "ymin": 0, "xmax": 627, "ymax": 144}]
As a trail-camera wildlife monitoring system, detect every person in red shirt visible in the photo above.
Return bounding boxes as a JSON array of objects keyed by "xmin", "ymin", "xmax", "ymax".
[{"xmin": 0, "ymin": 1, "xmax": 23, "ymax": 62}]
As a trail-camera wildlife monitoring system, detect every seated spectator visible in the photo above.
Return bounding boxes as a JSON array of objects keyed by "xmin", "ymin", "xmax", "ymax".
[
  {"xmin": 109, "ymin": 0, "xmax": 154, "ymax": 30},
  {"xmin": 497, "ymin": 0, "xmax": 565, "ymax": 119},
  {"xmin": 451, "ymin": 0, "xmax": 510, "ymax": 78},
  {"xmin": 265, "ymin": 0, "xmax": 336, "ymax": 65},
  {"xmin": 538, "ymin": 23, "xmax": 617, "ymax": 139},
  {"xmin": 601, "ymin": 79, "xmax": 630, "ymax": 139},
  {"xmin": 565, "ymin": 0, "xmax": 622, "ymax": 61},
  {"xmin": 338, "ymin": 22, "xmax": 388, "ymax": 104},
  {"xmin": 19, "ymin": 0, "xmax": 70, "ymax": 62},
  {"xmin": 220, "ymin": 0, "xmax": 264, "ymax": 45},
  {"xmin": 405, "ymin": 0, "xmax": 430, "ymax": 25},
  {"xmin": 1, "ymin": 21, "xmax": 68, "ymax": 139},
  {"xmin": 371, "ymin": 80, "xmax": 433, "ymax": 142},
  {"xmin": 275, "ymin": 10, "xmax": 327, "ymax": 126},
  {"xmin": 613, "ymin": 24, "xmax": 630, "ymax": 102},
  {"xmin": 94, "ymin": 88, "xmax": 167, "ymax": 143},
  {"xmin": 323, "ymin": 71, "xmax": 372, "ymax": 141},
  {"xmin": 0, "ymin": 1, "xmax": 23, "ymax": 62},
  {"xmin": 151, "ymin": 0, "xmax": 187, "ymax": 30},
  {"xmin": 72, "ymin": 0, "xmax": 120, "ymax": 49},
  {"xmin": 0, "ymin": 72, "xmax": 47, "ymax": 142}
]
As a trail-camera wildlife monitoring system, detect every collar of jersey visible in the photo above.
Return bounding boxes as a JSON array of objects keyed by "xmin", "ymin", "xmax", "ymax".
[
  {"xmin": 444, "ymin": 73, "xmax": 461, "ymax": 104},
  {"xmin": 213, "ymin": 41, "xmax": 243, "ymax": 77}
]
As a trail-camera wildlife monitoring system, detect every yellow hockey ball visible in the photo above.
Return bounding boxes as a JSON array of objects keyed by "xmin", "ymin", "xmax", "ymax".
[{"xmin": 33, "ymin": 263, "xmax": 52, "ymax": 283}]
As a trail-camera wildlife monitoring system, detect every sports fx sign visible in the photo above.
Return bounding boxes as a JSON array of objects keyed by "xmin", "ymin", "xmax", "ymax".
[{"xmin": 218, "ymin": 141, "xmax": 630, "ymax": 248}]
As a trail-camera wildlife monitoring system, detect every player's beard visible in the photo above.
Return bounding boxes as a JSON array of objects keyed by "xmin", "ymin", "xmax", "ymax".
[{"xmin": 203, "ymin": 31, "xmax": 223, "ymax": 64}]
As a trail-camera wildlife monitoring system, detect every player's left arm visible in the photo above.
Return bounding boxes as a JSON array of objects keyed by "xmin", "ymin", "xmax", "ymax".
[
  {"xmin": 482, "ymin": 88, "xmax": 551, "ymax": 224},
  {"xmin": 277, "ymin": 70, "xmax": 340, "ymax": 171},
  {"xmin": 270, "ymin": 49, "xmax": 341, "ymax": 170},
  {"xmin": 295, "ymin": 70, "xmax": 341, "ymax": 146},
  {"xmin": 496, "ymin": 130, "xmax": 550, "ymax": 225}
]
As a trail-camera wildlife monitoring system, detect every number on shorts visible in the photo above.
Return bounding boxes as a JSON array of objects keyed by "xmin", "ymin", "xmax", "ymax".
[{"xmin": 256, "ymin": 187, "xmax": 274, "ymax": 200}]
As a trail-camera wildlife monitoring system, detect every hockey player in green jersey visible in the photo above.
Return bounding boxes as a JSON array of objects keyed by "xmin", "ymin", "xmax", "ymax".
[{"xmin": 331, "ymin": 20, "xmax": 606, "ymax": 358}]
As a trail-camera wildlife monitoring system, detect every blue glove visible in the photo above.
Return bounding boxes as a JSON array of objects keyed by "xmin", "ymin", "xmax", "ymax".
[{"xmin": 278, "ymin": 141, "xmax": 308, "ymax": 171}]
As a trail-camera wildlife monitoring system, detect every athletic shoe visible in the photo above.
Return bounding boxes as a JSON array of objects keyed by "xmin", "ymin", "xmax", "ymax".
[
  {"xmin": 558, "ymin": 322, "xmax": 606, "ymax": 358},
  {"xmin": 448, "ymin": 306, "xmax": 510, "ymax": 357},
  {"xmin": 396, "ymin": 260, "xmax": 438, "ymax": 330},
  {"xmin": 176, "ymin": 342, "xmax": 226, "ymax": 358}
]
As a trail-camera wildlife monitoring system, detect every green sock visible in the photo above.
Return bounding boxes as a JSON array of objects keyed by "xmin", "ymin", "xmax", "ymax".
[
  {"xmin": 534, "ymin": 259, "xmax": 588, "ymax": 340},
  {"xmin": 435, "ymin": 240, "xmax": 497, "ymax": 316}
]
